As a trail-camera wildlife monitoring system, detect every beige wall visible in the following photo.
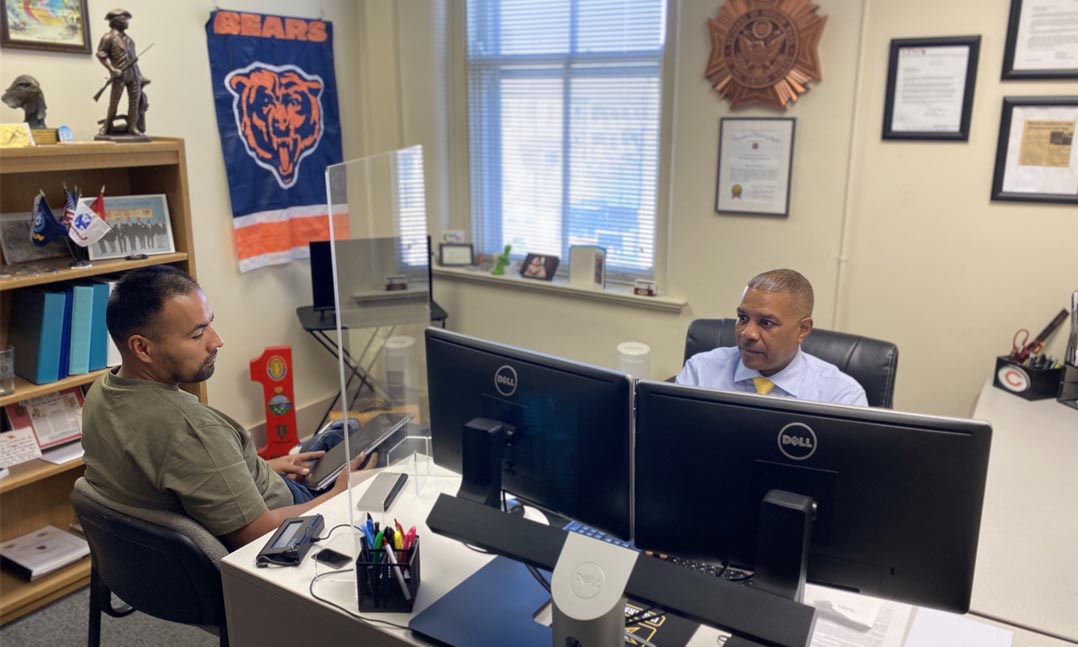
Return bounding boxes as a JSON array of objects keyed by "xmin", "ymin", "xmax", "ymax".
[
  {"xmin": 0, "ymin": 0, "xmax": 361, "ymax": 427},
  {"xmin": 367, "ymin": 0, "xmax": 1078, "ymax": 418},
  {"xmin": 5, "ymin": 0, "xmax": 1074, "ymax": 425}
]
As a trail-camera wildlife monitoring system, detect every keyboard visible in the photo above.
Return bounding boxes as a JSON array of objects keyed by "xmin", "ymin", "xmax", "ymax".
[
  {"xmin": 563, "ymin": 521, "xmax": 751, "ymax": 581},
  {"xmin": 562, "ymin": 520, "xmax": 633, "ymax": 548}
]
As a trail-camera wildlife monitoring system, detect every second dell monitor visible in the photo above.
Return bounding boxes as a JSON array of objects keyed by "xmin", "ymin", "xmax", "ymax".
[{"xmin": 426, "ymin": 328, "xmax": 633, "ymax": 540}]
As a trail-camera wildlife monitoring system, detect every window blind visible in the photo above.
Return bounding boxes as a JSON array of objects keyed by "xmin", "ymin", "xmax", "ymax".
[{"xmin": 467, "ymin": 0, "xmax": 667, "ymax": 282}]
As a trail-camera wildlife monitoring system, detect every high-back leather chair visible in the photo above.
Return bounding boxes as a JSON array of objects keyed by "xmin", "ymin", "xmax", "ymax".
[
  {"xmin": 682, "ymin": 318, "xmax": 899, "ymax": 408},
  {"xmin": 71, "ymin": 477, "xmax": 229, "ymax": 647}
]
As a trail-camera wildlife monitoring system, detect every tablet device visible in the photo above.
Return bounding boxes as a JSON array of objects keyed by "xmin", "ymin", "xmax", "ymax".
[{"xmin": 305, "ymin": 413, "xmax": 412, "ymax": 490}]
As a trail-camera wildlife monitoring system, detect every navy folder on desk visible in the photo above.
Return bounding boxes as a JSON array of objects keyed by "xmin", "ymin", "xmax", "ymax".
[{"xmin": 409, "ymin": 556, "xmax": 552, "ymax": 647}]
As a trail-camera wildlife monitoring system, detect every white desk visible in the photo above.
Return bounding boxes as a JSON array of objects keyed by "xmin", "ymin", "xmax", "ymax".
[
  {"xmin": 221, "ymin": 462, "xmax": 1074, "ymax": 647},
  {"xmin": 970, "ymin": 379, "xmax": 1078, "ymax": 643}
]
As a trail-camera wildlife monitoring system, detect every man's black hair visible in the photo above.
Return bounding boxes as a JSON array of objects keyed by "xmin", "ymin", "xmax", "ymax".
[{"xmin": 106, "ymin": 265, "xmax": 200, "ymax": 347}]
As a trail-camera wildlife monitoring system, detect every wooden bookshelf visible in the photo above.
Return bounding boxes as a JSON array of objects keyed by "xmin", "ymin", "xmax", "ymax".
[{"xmin": 0, "ymin": 138, "xmax": 201, "ymax": 623}]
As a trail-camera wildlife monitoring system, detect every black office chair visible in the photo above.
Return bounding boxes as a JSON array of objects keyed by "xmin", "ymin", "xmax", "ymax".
[
  {"xmin": 682, "ymin": 318, "xmax": 899, "ymax": 408},
  {"xmin": 71, "ymin": 477, "xmax": 229, "ymax": 647}
]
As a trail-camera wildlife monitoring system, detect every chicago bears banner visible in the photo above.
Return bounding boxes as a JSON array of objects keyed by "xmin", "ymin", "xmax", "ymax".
[{"xmin": 206, "ymin": 10, "xmax": 348, "ymax": 272}]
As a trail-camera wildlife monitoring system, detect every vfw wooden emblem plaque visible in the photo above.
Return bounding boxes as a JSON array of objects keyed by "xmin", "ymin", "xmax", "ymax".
[{"xmin": 705, "ymin": 0, "xmax": 827, "ymax": 109}]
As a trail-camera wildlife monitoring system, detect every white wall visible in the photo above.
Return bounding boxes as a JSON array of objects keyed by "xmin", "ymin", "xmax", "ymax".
[{"xmin": 1, "ymin": 0, "xmax": 362, "ymax": 427}]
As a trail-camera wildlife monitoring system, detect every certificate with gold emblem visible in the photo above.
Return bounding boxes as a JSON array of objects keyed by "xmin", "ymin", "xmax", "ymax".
[{"xmin": 716, "ymin": 117, "xmax": 796, "ymax": 216}]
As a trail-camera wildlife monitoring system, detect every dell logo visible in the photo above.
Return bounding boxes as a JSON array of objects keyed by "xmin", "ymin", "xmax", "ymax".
[
  {"xmin": 494, "ymin": 365, "xmax": 518, "ymax": 396},
  {"xmin": 570, "ymin": 563, "xmax": 605, "ymax": 599},
  {"xmin": 778, "ymin": 422, "xmax": 817, "ymax": 461}
]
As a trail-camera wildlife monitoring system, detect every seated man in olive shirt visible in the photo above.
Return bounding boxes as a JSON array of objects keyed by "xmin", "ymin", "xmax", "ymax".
[{"xmin": 82, "ymin": 266, "xmax": 375, "ymax": 550}]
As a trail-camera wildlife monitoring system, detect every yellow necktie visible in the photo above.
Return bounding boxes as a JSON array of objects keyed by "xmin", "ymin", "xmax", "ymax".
[{"xmin": 753, "ymin": 377, "xmax": 775, "ymax": 395}]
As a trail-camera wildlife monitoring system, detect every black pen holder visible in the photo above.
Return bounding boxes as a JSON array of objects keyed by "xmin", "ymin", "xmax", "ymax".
[
  {"xmin": 993, "ymin": 356, "xmax": 1063, "ymax": 401},
  {"xmin": 355, "ymin": 536, "xmax": 420, "ymax": 612}
]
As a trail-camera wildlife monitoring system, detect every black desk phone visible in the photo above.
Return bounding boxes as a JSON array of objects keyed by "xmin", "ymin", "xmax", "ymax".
[{"xmin": 256, "ymin": 514, "xmax": 325, "ymax": 567}]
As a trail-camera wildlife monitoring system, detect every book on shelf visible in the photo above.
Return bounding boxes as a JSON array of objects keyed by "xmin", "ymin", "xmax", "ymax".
[
  {"xmin": 0, "ymin": 526, "xmax": 90, "ymax": 581},
  {"xmin": 3, "ymin": 387, "xmax": 84, "ymax": 450}
]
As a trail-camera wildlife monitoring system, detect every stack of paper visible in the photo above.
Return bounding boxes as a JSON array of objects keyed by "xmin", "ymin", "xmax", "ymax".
[{"xmin": 0, "ymin": 525, "xmax": 90, "ymax": 581}]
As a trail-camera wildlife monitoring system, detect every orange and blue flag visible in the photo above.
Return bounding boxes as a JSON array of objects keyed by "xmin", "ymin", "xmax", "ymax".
[{"xmin": 206, "ymin": 10, "xmax": 348, "ymax": 273}]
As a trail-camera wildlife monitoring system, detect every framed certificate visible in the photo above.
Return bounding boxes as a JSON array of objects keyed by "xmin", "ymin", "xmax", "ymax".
[
  {"xmin": 1002, "ymin": 0, "xmax": 1078, "ymax": 80},
  {"xmin": 715, "ymin": 118, "xmax": 796, "ymax": 217},
  {"xmin": 439, "ymin": 242, "xmax": 474, "ymax": 266},
  {"xmin": 882, "ymin": 36, "xmax": 981, "ymax": 141},
  {"xmin": 991, "ymin": 96, "xmax": 1078, "ymax": 204}
]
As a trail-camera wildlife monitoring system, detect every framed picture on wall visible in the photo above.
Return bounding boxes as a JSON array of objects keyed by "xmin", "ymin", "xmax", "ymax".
[
  {"xmin": 715, "ymin": 117, "xmax": 795, "ymax": 217},
  {"xmin": 882, "ymin": 36, "xmax": 980, "ymax": 141},
  {"xmin": 1002, "ymin": 0, "xmax": 1078, "ymax": 80},
  {"xmin": 991, "ymin": 96, "xmax": 1078, "ymax": 204},
  {"xmin": 0, "ymin": 0, "xmax": 92, "ymax": 54}
]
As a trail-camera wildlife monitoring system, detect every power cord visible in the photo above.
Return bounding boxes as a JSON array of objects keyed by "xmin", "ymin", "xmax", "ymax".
[{"xmin": 308, "ymin": 569, "xmax": 411, "ymax": 631}]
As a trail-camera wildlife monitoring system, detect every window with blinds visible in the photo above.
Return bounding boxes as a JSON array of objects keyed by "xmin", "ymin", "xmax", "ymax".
[{"xmin": 467, "ymin": 0, "xmax": 667, "ymax": 282}]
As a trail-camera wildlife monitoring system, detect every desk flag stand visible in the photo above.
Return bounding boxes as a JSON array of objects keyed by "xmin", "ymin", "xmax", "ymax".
[{"xmin": 250, "ymin": 346, "xmax": 300, "ymax": 459}]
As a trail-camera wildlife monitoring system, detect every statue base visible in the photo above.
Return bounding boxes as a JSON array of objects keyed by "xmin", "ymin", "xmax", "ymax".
[{"xmin": 95, "ymin": 133, "xmax": 151, "ymax": 143}]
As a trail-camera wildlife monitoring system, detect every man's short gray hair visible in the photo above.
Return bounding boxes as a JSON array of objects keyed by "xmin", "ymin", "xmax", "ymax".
[{"xmin": 746, "ymin": 269, "xmax": 814, "ymax": 317}]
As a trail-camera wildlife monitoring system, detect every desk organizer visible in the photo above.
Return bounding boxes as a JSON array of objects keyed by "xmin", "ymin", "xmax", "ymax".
[
  {"xmin": 355, "ymin": 537, "xmax": 420, "ymax": 612},
  {"xmin": 993, "ymin": 356, "xmax": 1063, "ymax": 401}
]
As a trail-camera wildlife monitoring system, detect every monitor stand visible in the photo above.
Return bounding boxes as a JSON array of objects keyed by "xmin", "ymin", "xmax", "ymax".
[
  {"xmin": 456, "ymin": 417, "xmax": 516, "ymax": 511},
  {"xmin": 749, "ymin": 489, "xmax": 815, "ymax": 602}
]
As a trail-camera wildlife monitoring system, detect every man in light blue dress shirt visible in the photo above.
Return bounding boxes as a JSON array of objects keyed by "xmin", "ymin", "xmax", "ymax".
[{"xmin": 676, "ymin": 269, "xmax": 867, "ymax": 406}]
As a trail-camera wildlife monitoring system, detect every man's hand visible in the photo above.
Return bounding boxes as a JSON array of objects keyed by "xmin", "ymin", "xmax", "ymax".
[
  {"xmin": 267, "ymin": 451, "xmax": 325, "ymax": 481},
  {"xmin": 332, "ymin": 451, "xmax": 378, "ymax": 492}
]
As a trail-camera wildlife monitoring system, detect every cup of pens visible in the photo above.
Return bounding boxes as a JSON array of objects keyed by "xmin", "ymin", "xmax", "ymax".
[{"xmin": 355, "ymin": 532, "xmax": 421, "ymax": 612}]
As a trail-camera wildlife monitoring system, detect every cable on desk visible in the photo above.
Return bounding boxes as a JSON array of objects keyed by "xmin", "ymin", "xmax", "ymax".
[
  {"xmin": 526, "ymin": 564, "xmax": 551, "ymax": 592},
  {"xmin": 308, "ymin": 569, "xmax": 411, "ymax": 631},
  {"xmin": 315, "ymin": 523, "xmax": 352, "ymax": 542}
]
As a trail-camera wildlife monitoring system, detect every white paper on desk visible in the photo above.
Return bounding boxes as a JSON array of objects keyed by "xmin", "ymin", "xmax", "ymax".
[
  {"xmin": 905, "ymin": 607, "xmax": 1012, "ymax": 647},
  {"xmin": 0, "ymin": 427, "xmax": 43, "ymax": 468},
  {"xmin": 40, "ymin": 441, "xmax": 84, "ymax": 465},
  {"xmin": 804, "ymin": 584, "xmax": 882, "ymax": 629},
  {"xmin": 810, "ymin": 598, "xmax": 911, "ymax": 647}
]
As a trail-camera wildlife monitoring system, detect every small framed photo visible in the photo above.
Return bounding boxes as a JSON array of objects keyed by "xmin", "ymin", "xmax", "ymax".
[
  {"xmin": 991, "ymin": 96, "xmax": 1078, "ymax": 205},
  {"xmin": 0, "ymin": 0, "xmax": 92, "ymax": 54},
  {"xmin": 0, "ymin": 210, "xmax": 67, "ymax": 264},
  {"xmin": 1002, "ymin": 0, "xmax": 1078, "ymax": 80},
  {"xmin": 716, "ymin": 117, "xmax": 795, "ymax": 217},
  {"xmin": 439, "ymin": 242, "xmax": 474, "ymax": 266},
  {"xmin": 882, "ymin": 36, "xmax": 980, "ymax": 141},
  {"xmin": 85, "ymin": 194, "xmax": 175, "ymax": 260},
  {"xmin": 520, "ymin": 253, "xmax": 559, "ymax": 281}
]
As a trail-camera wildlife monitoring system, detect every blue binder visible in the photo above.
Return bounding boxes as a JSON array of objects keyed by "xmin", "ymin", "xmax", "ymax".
[
  {"xmin": 9, "ymin": 289, "xmax": 66, "ymax": 384},
  {"xmin": 84, "ymin": 281, "xmax": 110, "ymax": 370},
  {"xmin": 67, "ymin": 285, "xmax": 93, "ymax": 375},
  {"xmin": 57, "ymin": 287, "xmax": 72, "ymax": 380}
]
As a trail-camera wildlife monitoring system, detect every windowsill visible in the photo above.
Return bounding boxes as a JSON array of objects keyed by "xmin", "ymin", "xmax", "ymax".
[{"xmin": 433, "ymin": 266, "xmax": 686, "ymax": 313}]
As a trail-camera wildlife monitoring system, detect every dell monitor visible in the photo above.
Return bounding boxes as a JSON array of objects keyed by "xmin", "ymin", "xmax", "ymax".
[
  {"xmin": 633, "ymin": 380, "xmax": 991, "ymax": 613},
  {"xmin": 426, "ymin": 328, "xmax": 632, "ymax": 540}
]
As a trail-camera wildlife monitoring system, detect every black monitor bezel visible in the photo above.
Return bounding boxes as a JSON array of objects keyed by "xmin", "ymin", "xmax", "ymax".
[
  {"xmin": 426, "ymin": 328, "xmax": 634, "ymax": 540},
  {"xmin": 633, "ymin": 379, "xmax": 992, "ymax": 613}
]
